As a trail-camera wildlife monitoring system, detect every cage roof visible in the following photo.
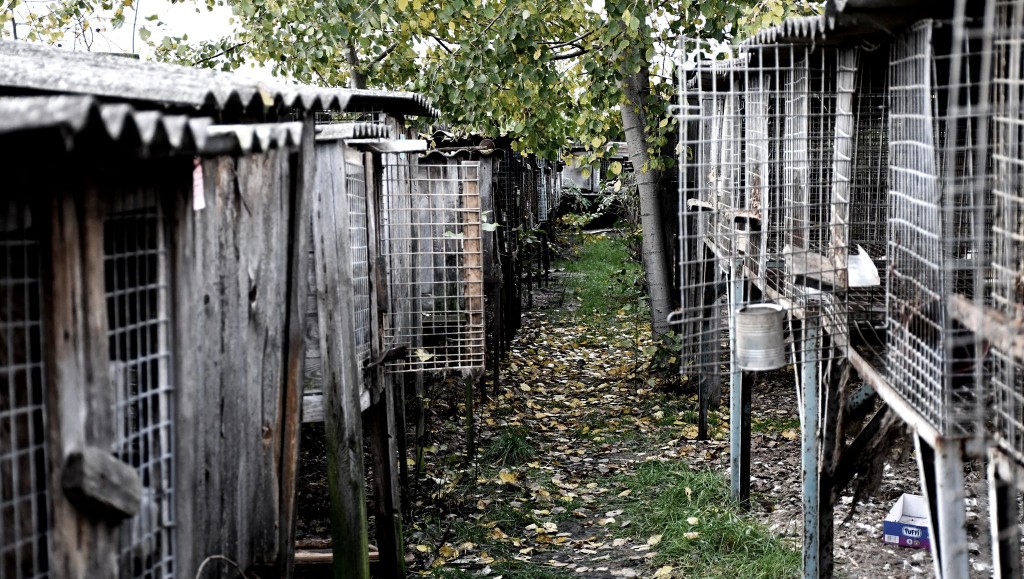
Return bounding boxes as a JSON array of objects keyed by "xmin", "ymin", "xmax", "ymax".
[
  {"xmin": 0, "ymin": 40, "xmax": 438, "ymax": 118},
  {"xmin": 0, "ymin": 95, "xmax": 303, "ymax": 156},
  {"xmin": 746, "ymin": 0, "xmax": 958, "ymax": 46}
]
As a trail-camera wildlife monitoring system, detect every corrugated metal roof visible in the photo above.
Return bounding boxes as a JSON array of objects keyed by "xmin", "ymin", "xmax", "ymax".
[
  {"xmin": 315, "ymin": 122, "xmax": 392, "ymax": 141},
  {"xmin": 0, "ymin": 95, "xmax": 302, "ymax": 155},
  {"xmin": 0, "ymin": 40, "xmax": 439, "ymax": 118},
  {"xmin": 348, "ymin": 89, "xmax": 440, "ymax": 118},
  {"xmin": 746, "ymin": 0, "xmax": 957, "ymax": 46},
  {"xmin": 747, "ymin": 15, "xmax": 829, "ymax": 45}
]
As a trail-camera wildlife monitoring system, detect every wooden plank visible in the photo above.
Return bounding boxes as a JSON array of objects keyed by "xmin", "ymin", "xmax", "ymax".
[
  {"xmin": 948, "ymin": 294, "xmax": 1024, "ymax": 362},
  {"xmin": 368, "ymin": 393, "xmax": 405, "ymax": 579},
  {"xmin": 311, "ymin": 139, "xmax": 371, "ymax": 579},
  {"xmin": 461, "ymin": 161, "xmax": 484, "ymax": 359},
  {"xmin": 61, "ymin": 446, "xmax": 142, "ymax": 520},
  {"xmin": 277, "ymin": 116, "xmax": 317, "ymax": 577},
  {"xmin": 169, "ymin": 159, "xmax": 199, "ymax": 578},
  {"xmin": 828, "ymin": 47, "xmax": 857, "ymax": 291}
]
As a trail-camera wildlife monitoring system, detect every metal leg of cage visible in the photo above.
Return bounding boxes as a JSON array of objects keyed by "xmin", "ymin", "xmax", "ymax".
[
  {"xmin": 799, "ymin": 314, "xmax": 831, "ymax": 579},
  {"xmin": 915, "ymin": 435, "xmax": 969, "ymax": 579},
  {"xmin": 988, "ymin": 448, "xmax": 1021, "ymax": 579},
  {"xmin": 728, "ymin": 264, "xmax": 752, "ymax": 508}
]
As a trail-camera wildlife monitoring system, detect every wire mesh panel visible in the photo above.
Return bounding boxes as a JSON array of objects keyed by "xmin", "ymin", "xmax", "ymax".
[
  {"xmin": 847, "ymin": 48, "xmax": 891, "ymax": 356},
  {"xmin": 347, "ymin": 154, "xmax": 372, "ymax": 364},
  {"xmin": 0, "ymin": 200, "xmax": 50, "ymax": 579},
  {"xmin": 986, "ymin": 0, "xmax": 1024, "ymax": 461},
  {"xmin": 677, "ymin": 42, "xmax": 860, "ymax": 383},
  {"xmin": 104, "ymin": 192, "xmax": 175, "ymax": 578},
  {"xmin": 381, "ymin": 157, "xmax": 485, "ymax": 372},
  {"xmin": 886, "ymin": 18, "xmax": 988, "ymax": 438}
]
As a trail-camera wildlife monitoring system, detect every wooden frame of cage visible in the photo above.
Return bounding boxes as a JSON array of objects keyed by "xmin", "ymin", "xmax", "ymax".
[{"xmin": 0, "ymin": 130, "xmax": 312, "ymax": 579}]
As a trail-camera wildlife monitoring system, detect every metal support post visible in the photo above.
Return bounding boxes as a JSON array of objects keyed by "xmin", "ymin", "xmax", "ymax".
[
  {"xmin": 801, "ymin": 314, "xmax": 823, "ymax": 579},
  {"xmin": 915, "ymin": 435, "xmax": 969, "ymax": 579},
  {"xmin": 728, "ymin": 263, "xmax": 751, "ymax": 507}
]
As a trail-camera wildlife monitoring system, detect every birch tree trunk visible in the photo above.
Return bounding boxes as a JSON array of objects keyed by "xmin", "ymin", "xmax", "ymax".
[{"xmin": 619, "ymin": 64, "xmax": 673, "ymax": 338}]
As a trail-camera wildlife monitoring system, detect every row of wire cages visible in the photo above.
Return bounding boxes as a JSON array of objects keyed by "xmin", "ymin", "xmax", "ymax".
[
  {"xmin": 675, "ymin": 38, "xmax": 895, "ymax": 391},
  {"xmin": 380, "ymin": 153, "xmax": 486, "ymax": 373},
  {"xmin": 885, "ymin": 13, "xmax": 991, "ymax": 440}
]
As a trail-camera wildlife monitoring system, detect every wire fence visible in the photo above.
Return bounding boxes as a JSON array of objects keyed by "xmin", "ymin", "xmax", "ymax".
[
  {"xmin": 104, "ymin": 192, "xmax": 175, "ymax": 579},
  {"xmin": 0, "ymin": 199, "xmax": 51, "ymax": 579}
]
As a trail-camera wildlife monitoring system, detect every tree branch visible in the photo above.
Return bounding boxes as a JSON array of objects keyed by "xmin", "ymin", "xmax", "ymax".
[
  {"xmin": 193, "ymin": 41, "xmax": 247, "ymax": 66},
  {"xmin": 480, "ymin": 5, "xmax": 507, "ymax": 34},
  {"xmin": 539, "ymin": 29, "xmax": 594, "ymax": 49},
  {"xmin": 549, "ymin": 47, "xmax": 590, "ymax": 61},
  {"xmin": 428, "ymin": 33, "xmax": 453, "ymax": 53},
  {"xmin": 371, "ymin": 41, "xmax": 399, "ymax": 64}
]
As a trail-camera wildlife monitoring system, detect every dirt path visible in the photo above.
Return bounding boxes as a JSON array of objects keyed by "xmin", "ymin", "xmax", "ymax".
[{"xmin": 404, "ymin": 269, "xmax": 989, "ymax": 578}]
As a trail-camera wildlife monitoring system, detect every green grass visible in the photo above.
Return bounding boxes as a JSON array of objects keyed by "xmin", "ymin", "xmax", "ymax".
[
  {"xmin": 554, "ymin": 234, "xmax": 643, "ymax": 321},
  {"xmin": 752, "ymin": 415, "xmax": 801, "ymax": 433},
  {"xmin": 481, "ymin": 427, "xmax": 536, "ymax": 466},
  {"xmin": 614, "ymin": 460, "xmax": 800, "ymax": 579}
]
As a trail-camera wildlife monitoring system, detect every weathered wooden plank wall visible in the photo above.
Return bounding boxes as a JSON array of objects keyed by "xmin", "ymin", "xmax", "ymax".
[{"xmin": 173, "ymin": 148, "xmax": 303, "ymax": 576}]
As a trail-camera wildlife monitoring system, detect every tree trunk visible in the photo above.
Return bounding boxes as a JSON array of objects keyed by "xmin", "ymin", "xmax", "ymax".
[
  {"xmin": 346, "ymin": 42, "xmax": 367, "ymax": 89},
  {"xmin": 619, "ymin": 65, "xmax": 673, "ymax": 338}
]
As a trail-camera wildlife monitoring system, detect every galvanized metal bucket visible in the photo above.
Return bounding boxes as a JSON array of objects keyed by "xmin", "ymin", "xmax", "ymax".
[{"xmin": 735, "ymin": 303, "xmax": 787, "ymax": 371}]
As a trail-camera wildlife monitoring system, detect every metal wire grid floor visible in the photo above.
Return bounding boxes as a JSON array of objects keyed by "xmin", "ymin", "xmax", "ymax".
[
  {"xmin": 381, "ymin": 157, "xmax": 485, "ymax": 372},
  {"xmin": 885, "ymin": 18, "xmax": 988, "ymax": 438},
  {"xmin": 0, "ymin": 202, "xmax": 50, "ymax": 579},
  {"xmin": 103, "ymin": 193, "xmax": 175, "ymax": 579},
  {"xmin": 347, "ymin": 159, "xmax": 373, "ymax": 364}
]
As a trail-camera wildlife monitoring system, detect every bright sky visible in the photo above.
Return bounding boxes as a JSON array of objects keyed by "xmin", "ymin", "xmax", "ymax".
[{"xmin": 7, "ymin": 0, "xmax": 277, "ymax": 80}]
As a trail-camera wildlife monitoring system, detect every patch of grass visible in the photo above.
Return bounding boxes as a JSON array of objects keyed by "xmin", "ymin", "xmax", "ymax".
[
  {"xmin": 614, "ymin": 460, "xmax": 800, "ymax": 579},
  {"xmin": 554, "ymin": 234, "xmax": 643, "ymax": 321},
  {"xmin": 752, "ymin": 415, "xmax": 801, "ymax": 433},
  {"xmin": 482, "ymin": 427, "xmax": 536, "ymax": 466}
]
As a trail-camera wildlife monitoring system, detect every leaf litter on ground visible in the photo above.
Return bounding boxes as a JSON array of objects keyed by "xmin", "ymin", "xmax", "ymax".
[{"xmin": 407, "ymin": 235, "xmax": 798, "ymax": 578}]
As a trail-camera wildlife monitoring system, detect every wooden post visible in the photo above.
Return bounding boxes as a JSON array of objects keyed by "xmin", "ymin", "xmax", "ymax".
[
  {"xmin": 368, "ymin": 387, "xmax": 405, "ymax": 579},
  {"xmin": 988, "ymin": 449, "xmax": 1022, "ymax": 579},
  {"xmin": 311, "ymin": 139, "xmax": 370, "ymax": 579},
  {"xmin": 44, "ymin": 186, "xmax": 119, "ymax": 577}
]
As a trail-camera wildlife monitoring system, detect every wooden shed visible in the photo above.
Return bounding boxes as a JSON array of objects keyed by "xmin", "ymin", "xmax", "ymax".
[{"xmin": 0, "ymin": 40, "xmax": 360, "ymax": 579}]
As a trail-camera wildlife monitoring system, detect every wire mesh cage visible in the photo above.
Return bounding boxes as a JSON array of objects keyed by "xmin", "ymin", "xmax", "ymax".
[
  {"xmin": 104, "ymin": 191, "xmax": 175, "ymax": 578},
  {"xmin": 381, "ymin": 155, "xmax": 486, "ymax": 372},
  {"xmin": 676, "ymin": 40, "xmax": 864, "ymax": 386},
  {"xmin": 885, "ymin": 17, "xmax": 990, "ymax": 438},
  {"xmin": 982, "ymin": 0, "xmax": 1024, "ymax": 462},
  {"xmin": 0, "ymin": 200, "xmax": 51, "ymax": 579},
  {"xmin": 346, "ymin": 154, "xmax": 373, "ymax": 364}
]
